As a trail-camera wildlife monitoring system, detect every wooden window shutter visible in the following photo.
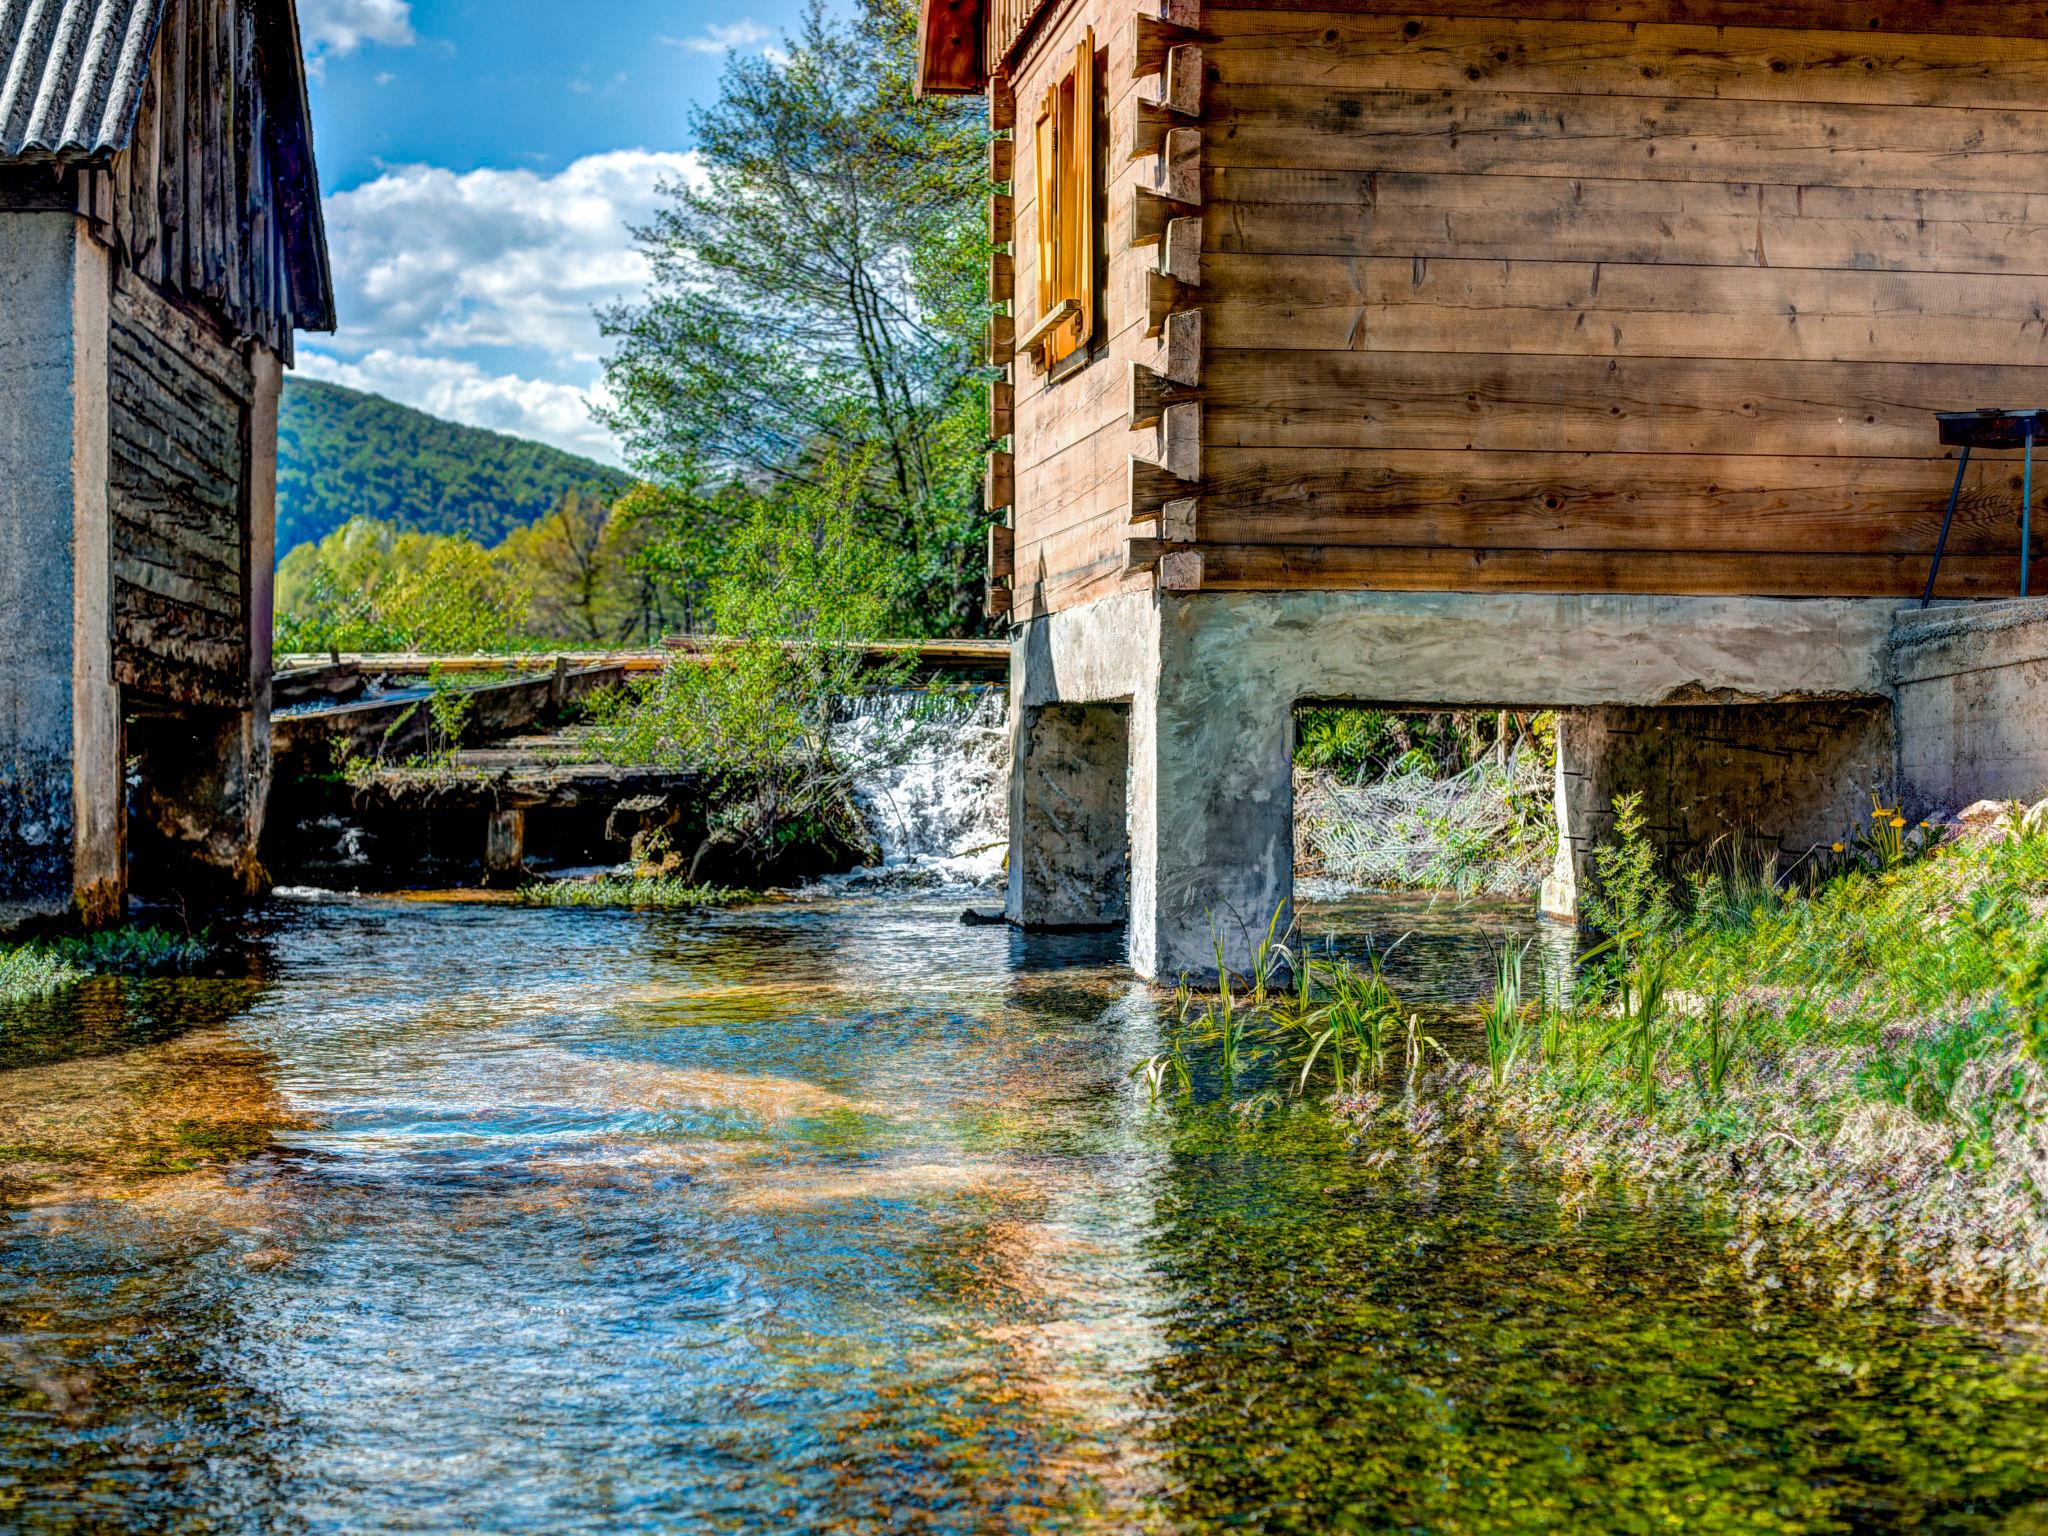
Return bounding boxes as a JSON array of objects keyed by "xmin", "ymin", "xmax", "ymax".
[{"xmin": 1025, "ymin": 28, "xmax": 1096, "ymax": 371}]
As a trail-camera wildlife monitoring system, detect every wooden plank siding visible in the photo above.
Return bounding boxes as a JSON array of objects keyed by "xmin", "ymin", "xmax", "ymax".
[
  {"xmin": 109, "ymin": 265, "xmax": 253, "ymax": 709},
  {"xmin": 997, "ymin": 0, "xmax": 2048, "ymax": 613},
  {"xmin": 103, "ymin": 0, "xmax": 302, "ymax": 361}
]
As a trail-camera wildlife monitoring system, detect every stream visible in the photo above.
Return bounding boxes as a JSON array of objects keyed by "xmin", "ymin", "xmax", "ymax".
[{"xmin": 4, "ymin": 890, "xmax": 2048, "ymax": 1532}]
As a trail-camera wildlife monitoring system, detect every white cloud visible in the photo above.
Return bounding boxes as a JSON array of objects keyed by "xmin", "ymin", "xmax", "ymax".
[
  {"xmin": 299, "ymin": 0, "xmax": 415, "ymax": 58},
  {"xmin": 294, "ymin": 349, "xmax": 623, "ymax": 464},
  {"xmin": 311, "ymin": 149, "xmax": 706, "ymax": 461},
  {"xmin": 658, "ymin": 19, "xmax": 773, "ymax": 54}
]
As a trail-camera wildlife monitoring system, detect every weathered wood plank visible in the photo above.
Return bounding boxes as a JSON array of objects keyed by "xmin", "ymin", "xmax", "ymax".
[
  {"xmin": 1201, "ymin": 349, "xmax": 2048, "ymax": 459},
  {"xmin": 1198, "ymin": 13, "xmax": 2048, "ymax": 111},
  {"xmin": 1206, "ymin": 84, "xmax": 2048, "ymax": 195},
  {"xmin": 1197, "ymin": 0, "xmax": 2048, "ymax": 42},
  {"xmin": 1206, "ymin": 170, "xmax": 2048, "ymax": 277},
  {"xmin": 1197, "ymin": 254, "xmax": 2048, "ymax": 365},
  {"xmin": 1193, "ymin": 445, "xmax": 2030, "ymax": 554},
  {"xmin": 1195, "ymin": 543, "xmax": 2021, "ymax": 600}
]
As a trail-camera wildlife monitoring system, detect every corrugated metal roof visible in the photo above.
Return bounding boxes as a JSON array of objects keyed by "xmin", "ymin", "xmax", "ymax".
[{"xmin": 0, "ymin": 0, "xmax": 166, "ymax": 162}]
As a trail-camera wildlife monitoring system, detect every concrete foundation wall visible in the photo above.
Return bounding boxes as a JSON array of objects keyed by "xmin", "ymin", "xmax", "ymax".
[
  {"xmin": 1893, "ymin": 600, "xmax": 2048, "ymax": 813},
  {"xmin": 0, "ymin": 213, "xmax": 119, "ymax": 931},
  {"xmin": 1011, "ymin": 589, "xmax": 1908, "ymax": 980}
]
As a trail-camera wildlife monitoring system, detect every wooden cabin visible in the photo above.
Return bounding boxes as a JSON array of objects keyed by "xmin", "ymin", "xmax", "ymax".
[
  {"xmin": 920, "ymin": 0, "xmax": 2048, "ymax": 619},
  {"xmin": 0, "ymin": 0, "xmax": 334, "ymax": 929}
]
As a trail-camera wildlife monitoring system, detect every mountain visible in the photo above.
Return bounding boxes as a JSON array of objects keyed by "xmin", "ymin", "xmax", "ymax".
[{"xmin": 275, "ymin": 379, "xmax": 634, "ymax": 557}]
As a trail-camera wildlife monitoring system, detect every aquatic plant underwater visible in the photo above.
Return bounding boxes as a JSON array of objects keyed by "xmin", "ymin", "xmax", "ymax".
[
  {"xmin": 1150, "ymin": 794, "xmax": 2048, "ymax": 1303},
  {"xmin": 0, "ymin": 926, "xmax": 219, "ymax": 1004}
]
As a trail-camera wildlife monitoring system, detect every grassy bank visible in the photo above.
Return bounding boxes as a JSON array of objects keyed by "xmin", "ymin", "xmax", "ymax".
[
  {"xmin": 1147, "ymin": 800, "xmax": 2048, "ymax": 1304},
  {"xmin": 0, "ymin": 928, "xmax": 219, "ymax": 1004},
  {"xmin": 1370, "ymin": 799, "xmax": 2048, "ymax": 1303}
]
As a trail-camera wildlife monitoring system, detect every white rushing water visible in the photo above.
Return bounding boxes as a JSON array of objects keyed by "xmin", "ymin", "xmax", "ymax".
[{"xmin": 834, "ymin": 690, "xmax": 1009, "ymax": 887}]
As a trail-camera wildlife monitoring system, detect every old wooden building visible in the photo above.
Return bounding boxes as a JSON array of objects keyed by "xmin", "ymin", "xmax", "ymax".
[
  {"xmin": 0, "ymin": 0, "xmax": 334, "ymax": 930},
  {"xmin": 920, "ymin": 0, "xmax": 2048, "ymax": 974}
]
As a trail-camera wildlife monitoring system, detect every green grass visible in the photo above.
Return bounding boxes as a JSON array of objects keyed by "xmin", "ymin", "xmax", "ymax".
[
  {"xmin": 511, "ymin": 876, "xmax": 755, "ymax": 911},
  {"xmin": 0, "ymin": 926, "xmax": 218, "ymax": 1003},
  {"xmin": 1419, "ymin": 806, "xmax": 2048, "ymax": 1300}
]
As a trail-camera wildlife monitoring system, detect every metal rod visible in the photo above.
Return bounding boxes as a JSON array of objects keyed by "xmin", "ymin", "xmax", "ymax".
[{"xmin": 1923, "ymin": 444, "xmax": 1971, "ymax": 609}]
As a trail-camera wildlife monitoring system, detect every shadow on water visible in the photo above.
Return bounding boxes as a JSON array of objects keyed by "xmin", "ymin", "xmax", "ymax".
[{"xmin": 0, "ymin": 891, "xmax": 2043, "ymax": 1533}]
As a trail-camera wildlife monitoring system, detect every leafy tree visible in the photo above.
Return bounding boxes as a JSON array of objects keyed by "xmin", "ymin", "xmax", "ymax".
[
  {"xmin": 599, "ymin": 0, "xmax": 991, "ymax": 636},
  {"xmin": 586, "ymin": 451, "xmax": 916, "ymax": 880},
  {"xmin": 274, "ymin": 518, "xmax": 532, "ymax": 654}
]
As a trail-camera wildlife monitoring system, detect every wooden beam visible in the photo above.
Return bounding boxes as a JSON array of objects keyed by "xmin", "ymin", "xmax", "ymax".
[
  {"xmin": 986, "ymin": 448, "xmax": 1015, "ymax": 511},
  {"xmin": 989, "ymin": 137, "xmax": 1013, "ymax": 185},
  {"xmin": 1161, "ymin": 496, "xmax": 1199, "ymax": 543},
  {"xmin": 1157, "ymin": 308, "xmax": 1203, "ymax": 387},
  {"xmin": 1128, "ymin": 358, "xmax": 1199, "ymax": 428},
  {"xmin": 988, "ymin": 248, "xmax": 1014, "ymax": 300},
  {"xmin": 1158, "ymin": 550, "xmax": 1205, "ymax": 592},
  {"xmin": 1127, "ymin": 184, "xmax": 1191, "ymax": 247},
  {"xmin": 1144, "ymin": 126, "xmax": 1201, "ymax": 207},
  {"xmin": 1159, "ymin": 216, "xmax": 1201, "ymax": 286},
  {"xmin": 985, "ymin": 580, "xmax": 1013, "ymax": 620},
  {"xmin": 1137, "ymin": 43, "xmax": 1203, "ymax": 117},
  {"xmin": 988, "ymin": 521, "xmax": 1015, "ymax": 581},
  {"xmin": 988, "ymin": 192, "xmax": 1013, "ymax": 245},
  {"xmin": 1146, "ymin": 268, "xmax": 1192, "ymax": 336},
  {"xmin": 915, "ymin": 0, "xmax": 984, "ymax": 95},
  {"xmin": 1125, "ymin": 535, "xmax": 1166, "ymax": 574},
  {"xmin": 1130, "ymin": 13, "xmax": 1199, "ymax": 79},
  {"xmin": 989, "ymin": 75, "xmax": 1015, "ymax": 133},
  {"xmin": 988, "ymin": 377, "xmax": 1013, "ymax": 440},
  {"xmin": 1192, "ymin": 544, "xmax": 2017, "ymax": 599},
  {"xmin": 1130, "ymin": 454, "xmax": 1198, "ymax": 515},
  {"xmin": 1148, "ymin": 401, "xmax": 1202, "ymax": 481},
  {"xmin": 987, "ymin": 312, "xmax": 1014, "ymax": 366}
]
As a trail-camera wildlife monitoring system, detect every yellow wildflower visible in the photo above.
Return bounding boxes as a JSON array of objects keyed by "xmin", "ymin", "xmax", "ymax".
[{"xmin": 1891, "ymin": 817, "xmax": 1906, "ymax": 829}]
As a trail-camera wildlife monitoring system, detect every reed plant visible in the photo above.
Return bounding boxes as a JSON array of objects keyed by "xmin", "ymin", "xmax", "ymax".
[{"xmin": 1481, "ymin": 939, "xmax": 1534, "ymax": 1091}]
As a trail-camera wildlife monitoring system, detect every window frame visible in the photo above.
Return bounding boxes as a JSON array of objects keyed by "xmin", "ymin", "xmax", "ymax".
[{"xmin": 1027, "ymin": 28, "xmax": 1096, "ymax": 373}]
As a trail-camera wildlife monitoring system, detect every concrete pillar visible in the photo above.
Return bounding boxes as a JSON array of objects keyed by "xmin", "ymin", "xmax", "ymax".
[
  {"xmin": 1541, "ymin": 701, "xmax": 1897, "ymax": 920},
  {"xmin": 1128, "ymin": 647, "xmax": 1296, "ymax": 983},
  {"xmin": 1007, "ymin": 703, "xmax": 1130, "ymax": 927},
  {"xmin": 0, "ymin": 213, "xmax": 121, "ymax": 931}
]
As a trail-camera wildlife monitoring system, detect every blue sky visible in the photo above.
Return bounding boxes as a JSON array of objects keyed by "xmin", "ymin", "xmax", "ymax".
[{"xmin": 296, "ymin": 0, "xmax": 813, "ymax": 463}]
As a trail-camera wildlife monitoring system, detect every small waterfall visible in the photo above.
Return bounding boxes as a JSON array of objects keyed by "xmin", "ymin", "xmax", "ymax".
[{"xmin": 834, "ymin": 689, "xmax": 1009, "ymax": 886}]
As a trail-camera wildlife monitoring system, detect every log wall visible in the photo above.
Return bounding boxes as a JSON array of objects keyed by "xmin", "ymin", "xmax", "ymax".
[
  {"xmin": 998, "ymin": 0, "xmax": 2048, "ymax": 612},
  {"xmin": 109, "ymin": 265, "xmax": 253, "ymax": 709}
]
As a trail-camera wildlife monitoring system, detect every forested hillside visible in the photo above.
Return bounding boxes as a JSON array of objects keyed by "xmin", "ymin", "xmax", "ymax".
[{"xmin": 276, "ymin": 379, "xmax": 632, "ymax": 557}]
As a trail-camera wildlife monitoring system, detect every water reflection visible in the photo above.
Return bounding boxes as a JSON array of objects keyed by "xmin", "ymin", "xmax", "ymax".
[{"xmin": 0, "ymin": 893, "xmax": 2042, "ymax": 1533}]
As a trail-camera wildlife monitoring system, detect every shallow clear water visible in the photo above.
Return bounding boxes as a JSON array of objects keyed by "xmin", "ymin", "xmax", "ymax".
[{"xmin": 3, "ymin": 892, "xmax": 2047, "ymax": 1534}]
